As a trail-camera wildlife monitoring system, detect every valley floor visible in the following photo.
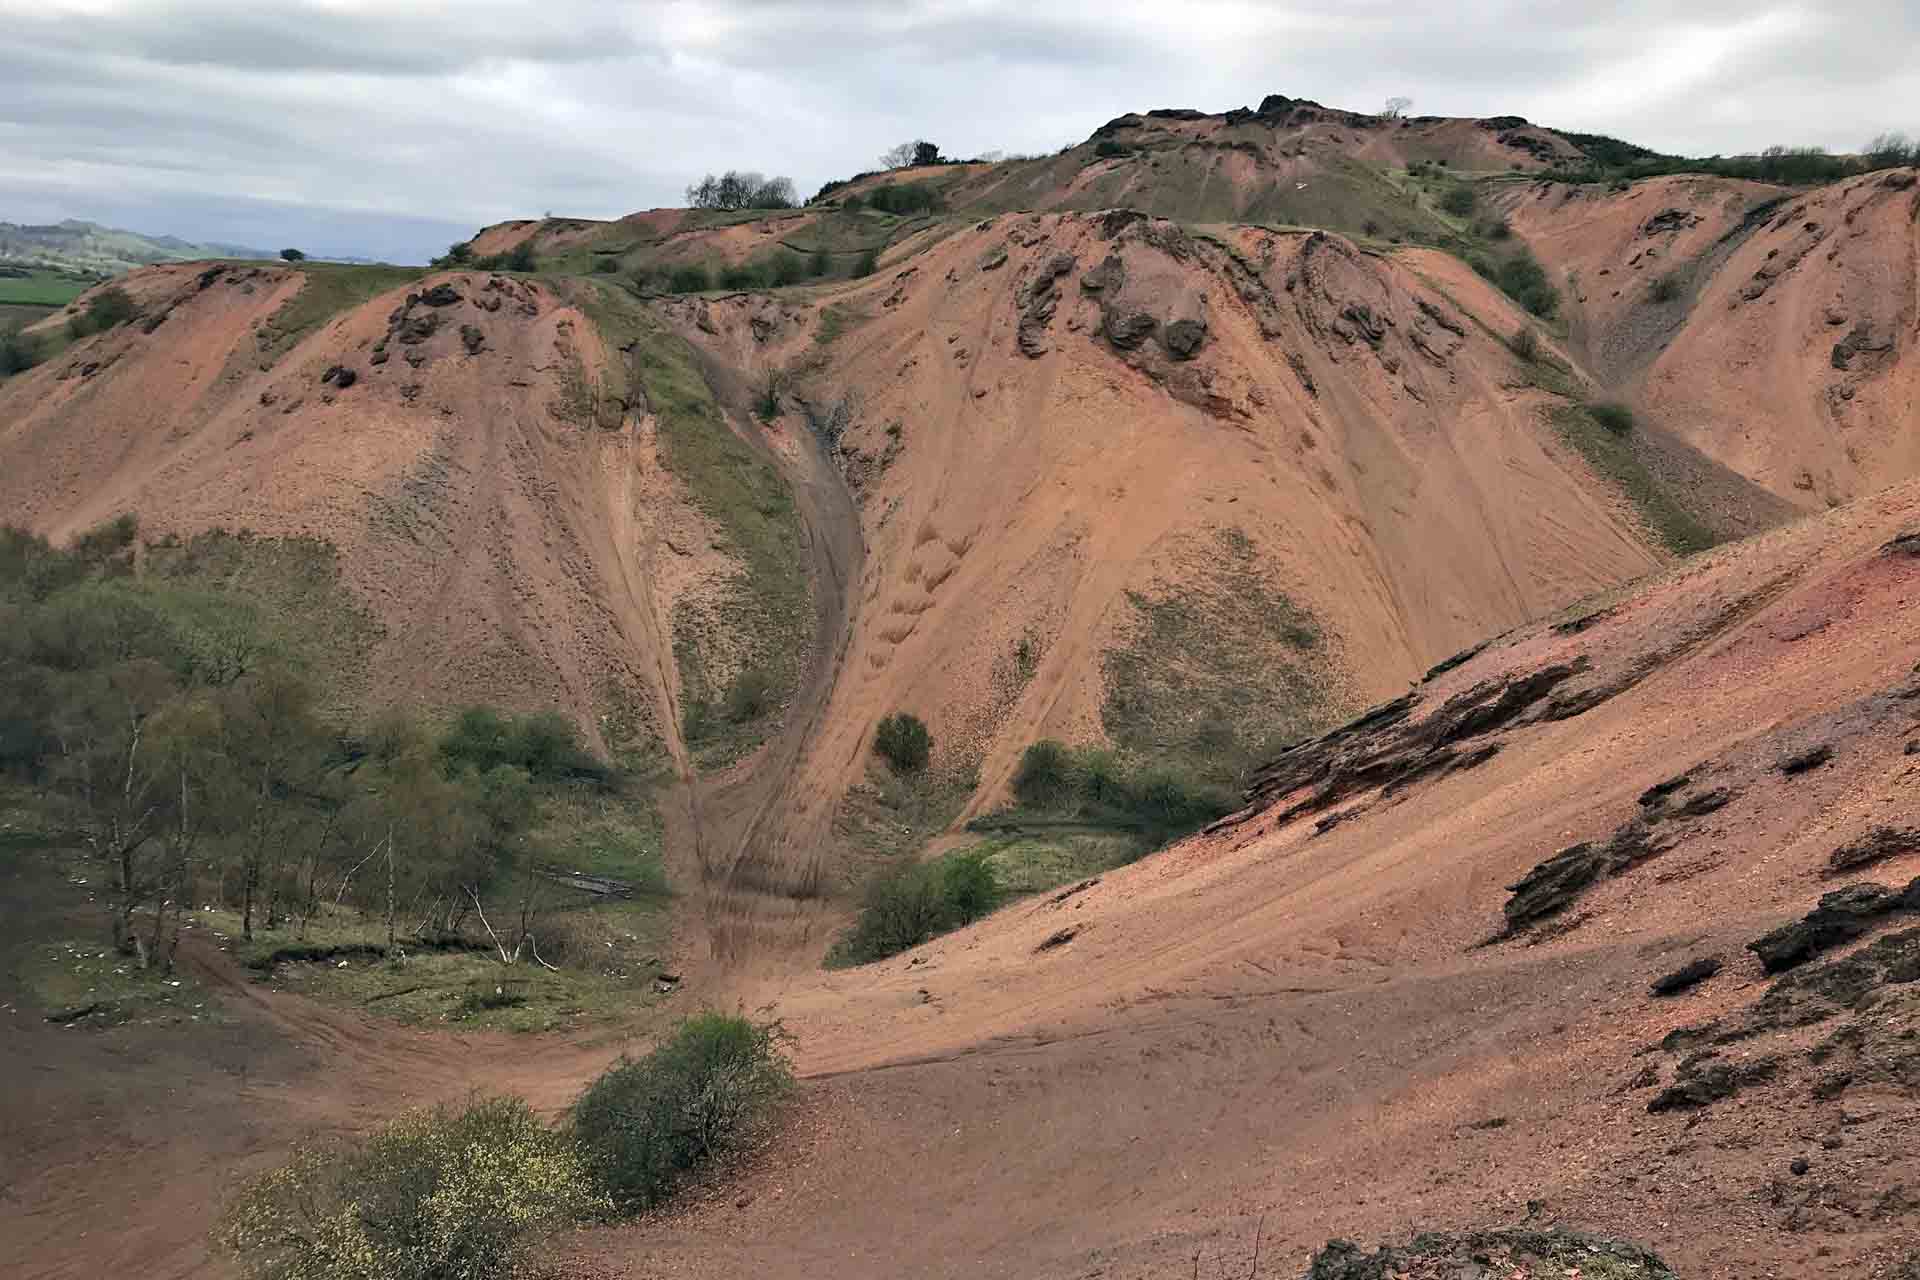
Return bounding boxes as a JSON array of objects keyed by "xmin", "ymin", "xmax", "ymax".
[{"xmin": 8, "ymin": 482, "xmax": 1919, "ymax": 1280}]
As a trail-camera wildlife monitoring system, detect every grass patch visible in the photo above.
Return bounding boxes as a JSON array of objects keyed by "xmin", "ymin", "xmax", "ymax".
[
  {"xmin": 572, "ymin": 282, "xmax": 810, "ymax": 772},
  {"xmin": 832, "ymin": 763, "xmax": 975, "ymax": 862},
  {"xmin": 19, "ymin": 935, "xmax": 218, "ymax": 1027},
  {"xmin": 967, "ymin": 830, "xmax": 1147, "ymax": 896},
  {"xmin": 1101, "ymin": 528, "xmax": 1328, "ymax": 776},
  {"xmin": 252, "ymin": 262, "xmax": 423, "ymax": 366},
  {"xmin": 0, "ymin": 269, "xmax": 92, "ymax": 307},
  {"xmin": 1547, "ymin": 405, "xmax": 1717, "ymax": 556},
  {"xmin": 814, "ymin": 301, "xmax": 868, "ymax": 346}
]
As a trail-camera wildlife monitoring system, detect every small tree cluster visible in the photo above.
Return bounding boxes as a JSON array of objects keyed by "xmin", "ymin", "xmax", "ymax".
[
  {"xmin": 685, "ymin": 171, "xmax": 798, "ymax": 211},
  {"xmin": 880, "ymin": 140, "xmax": 942, "ymax": 169},
  {"xmin": 1009, "ymin": 739, "xmax": 1236, "ymax": 843},
  {"xmin": 65, "ymin": 285, "xmax": 138, "ymax": 340}
]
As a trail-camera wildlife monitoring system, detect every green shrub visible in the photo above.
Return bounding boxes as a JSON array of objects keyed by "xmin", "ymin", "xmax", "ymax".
[
  {"xmin": 718, "ymin": 261, "xmax": 765, "ymax": 291},
  {"xmin": 666, "ymin": 263, "xmax": 711, "ymax": 293},
  {"xmin": 505, "ymin": 242, "xmax": 537, "ymax": 272},
  {"xmin": 215, "ymin": 1095, "xmax": 600, "ymax": 1280},
  {"xmin": 864, "ymin": 182, "xmax": 943, "ymax": 215},
  {"xmin": 1494, "ymin": 250, "xmax": 1558, "ymax": 319},
  {"xmin": 872, "ymin": 712, "xmax": 931, "ymax": 773},
  {"xmin": 1012, "ymin": 739, "xmax": 1076, "ymax": 808},
  {"xmin": 1439, "ymin": 184, "xmax": 1477, "ymax": 217},
  {"xmin": 1094, "ymin": 139, "xmax": 1130, "ymax": 158},
  {"xmin": 439, "ymin": 706, "xmax": 606, "ymax": 783},
  {"xmin": 279, "ymin": 248, "xmax": 306, "ymax": 262},
  {"xmin": 723, "ymin": 668, "xmax": 775, "ymax": 723},
  {"xmin": 1508, "ymin": 326, "xmax": 1540, "ymax": 362},
  {"xmin": 1, "ymin": 327, "xmax": 41, "ymax": 376},
  {"xmin": 831, "ymin": 849, "xmax": 1003, "ymax": 965},
  {"xmin": 592, "ymin": 256, "xmax": 620, "ymax": 274},
  {"xmin": 1648, "ymin": 271, "xmax": 1683, "ymax": 303},
  {"xmin": 853, "ymin": 247, "xmax": 880, "ymax": 277},
  {"xmin": 67, "ymin": 285, "xmax": 138, "ymax": 339},
  {"xmin": 1589, "ymin": 401, "xmax": 1636, "ymax": 435},
  {"xmin": 768, "ymin": 251, "xmax": 807, "ymax": 287},
  {"xmin": 571, "ymin": 1014, "xmax": 792, "ymax": 1212},
  {"xmin": 809, "ymin": 250, "xmax": 831, "ymax": 278}
]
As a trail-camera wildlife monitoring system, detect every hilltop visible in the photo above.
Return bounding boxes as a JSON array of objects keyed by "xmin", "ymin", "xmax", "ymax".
[{"xmin": 0, "ymin": 216, "xmax": 273, "ymax": 276}]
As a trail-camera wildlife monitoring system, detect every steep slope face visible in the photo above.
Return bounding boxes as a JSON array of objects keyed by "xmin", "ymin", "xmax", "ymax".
[
  {"xmin": 0, "ymin": 263, "xmax": 788, "ymax": 768},
  {"xmin": 607, "ymin": 480, "xmax": 1920, "ymax": 1280},
  {"xmin": 651, "ymin": 211, "xmax": 1669, "ymax": 942},
  {"xmin": 1508, "ymin": 168, "xmax": 1920, "ymax": 509}
]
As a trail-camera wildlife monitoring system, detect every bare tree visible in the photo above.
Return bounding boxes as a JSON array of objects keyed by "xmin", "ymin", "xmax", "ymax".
[
  {"xmin": 880, "ymin": 141, "xmax": 917, "ymax": 169},
  {"xmin": 1381, "ymin": 96, "xmax": 1413, "ymax": 120}
]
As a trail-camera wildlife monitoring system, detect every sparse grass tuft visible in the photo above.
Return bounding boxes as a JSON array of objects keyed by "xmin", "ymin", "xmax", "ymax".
[{"xmin": 1547, "ymin": 404, "xmax": 1715, "ymax": 556}]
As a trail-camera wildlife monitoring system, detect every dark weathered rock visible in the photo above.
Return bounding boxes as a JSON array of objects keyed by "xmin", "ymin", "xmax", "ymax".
[
  {"xmin": 1304, "ymin": 1228, "xmax": 1678, "ymax": 1280},
  {"xmin": 1651, "ymin": 956, "xmax": 1722, "ymax": 996},
  {"xmin": 1884, "ymin": 531, "xmax": 1920, "ymax": 558},
  {"xmin": 320, "ymin": 364, "xmax": 356, "ymax": 388},
  {"xmin": 1748, "ymin": 883, "xmax": 1908, "ymax": 973},
  {"xmin": 1103, "ymin": 307, "xmax": 1158, "ymax": 350},
  {"xmin": 1079, "ymin": 254, "xmax": 1125, "ymax": 294},
  {"xmin": 977, "ymin": 245, "xmax": 1008, "ymax": 272},
  {"xmin": 1647, "ymin": 1054, "xmax": 1776, "ymax": 1112},
  {"xmin": 1828, "ymin": 827, "xmax": 1920, "ymax": 875},
  {"xmin": 1638, "ymin": 772, "xmax": 1693, "ymax": 808},
  {"xmin": 459, "ymin": 324, "xmax": 485, "ymax": 355},
  {"xmin": 1162, "ymin": 315, "xmax": 1207, "ymax": 360},
  {"xmin": 1779, "ymin": 743, "xmax": 1834, "ymax": 775},
  {"xmin": 417, "ymin": 283, "xmax": 463, "ymax": 307}
]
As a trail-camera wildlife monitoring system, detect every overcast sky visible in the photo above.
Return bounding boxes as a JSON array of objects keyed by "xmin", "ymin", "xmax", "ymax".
[{"xmin": 2, "ymin": 0, "xmax": 1913, "ymax": 263}]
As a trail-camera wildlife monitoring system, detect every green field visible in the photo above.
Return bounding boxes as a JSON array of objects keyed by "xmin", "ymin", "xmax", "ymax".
[{"xmin": 0, "ymin": 269, "xmax": 93, "ymax": 307}]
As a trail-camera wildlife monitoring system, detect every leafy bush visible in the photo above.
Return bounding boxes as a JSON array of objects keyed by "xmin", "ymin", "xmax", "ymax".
[
  {"xmin": 67, "ymin": 285, "xmax": 138, "ymax": 339},
  {"xmin": 854, "ymin": 247, "xmax": 880, "ymax": 277},
  {"xmin": 279, "ymin": 248, "xmax": 306, "ymax": 262},
  {"xmin": 1508, "ymin": 326, "xmax": 1540, "ymax": 362},
  {"xmin": 1094, "ymin": 139, "xmax": 1131, "ymax": 158},
  {"xmin": 872, "ymin": 712, "xmax": 931, "ymax": 773},
  {"xmin": 1439, "ymin": 184, "xmax": 1477, "ymax": 217},
  {"xmin": 864, "ymin": 182, "xmax": 943, "ymax": 215},
  {"xmin": 718, "ymin": 261, "xmax": 766, "ymax": 291},
  {"xmin": 768, "ymin": 250, "xmax": 807, "ymax": 287},
  {"xmin": 666, "ymin": 263, "xmax": 711, "ymax": 293},
  {"xmin": 723, "ymin": 667, "xmax": 775, "ymax": 722},
  {"xmin": 505, "ymin": 242, "xmax": 536, "ymax": 272},
  {"xmin": 1008, "ymin": 739, "xmax": 1235, "ymax": 843},
  {"xmin": 808, "ymin": 250, "xmax": 831, "ymax": 278},
  {"xmin": 1648, "ymin": 271, "xmax": 1683, "ymax": 303},
  {"xmin": 215, "ymin": 1095, "xmax": 600, "ymax": 1280},
  {"xmin": 439, "ymin": 706, "xmax": 607, "ymax": 783},
  {"xmin": 831, "ymin": 849, "xmax": 1002, "ymax": 965},
  {"xmin": 1, "ymin": 326, "xmax": 41, "ymax": 376},
  {"xmin": 1011, "ymin": 740, "xmax": 1076, "ymax": 809},
  {"xmin": 1589, "ymin": 401, "xmax": 1637, "ymax": 435},
  {"xmin": 571, "ymin": 1014, "xmax": 792, "ymax": 1211},
  {"xmin": 592, "ymin": 256, "xmax": 621, "ymax": 273},
  {"xmin": 1490, "ymin": 250, "xmax": 1558, "ymax": 319}
]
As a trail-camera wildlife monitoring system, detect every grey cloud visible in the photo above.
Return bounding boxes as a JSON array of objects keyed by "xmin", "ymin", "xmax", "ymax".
[{"xmin": 0, "ymin": 0, "xmax": 1912, "ymax": 264}]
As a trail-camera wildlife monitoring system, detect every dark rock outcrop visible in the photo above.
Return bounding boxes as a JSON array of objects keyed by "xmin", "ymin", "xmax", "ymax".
[
  {"xmin": 1305, "ymin": 1228, "xmax": 1677, "ymax": 1280},
  {"xmin": 1828, "ymin": 827, "xmax": 1920, "ymax": 875},
  {"xmin": 1162, "ymin": 315, "xmax": 1207, "ymax": 360},
  {"xmin": 1651, "ymin": 956, "xmax": 1722, "ymax": 996},
  {"xmin": 1748, "ymin": 881, "xmax": 1920, "ymax": 973},
  {"xmin": 417, "ymin": 283, "xmax": 463, "ymax": 307}
]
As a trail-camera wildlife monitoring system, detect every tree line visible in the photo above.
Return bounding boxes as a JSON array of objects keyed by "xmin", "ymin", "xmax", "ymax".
[{"xmin": 0, "ymin": 519, "xmax": 609, "ymax": 972}]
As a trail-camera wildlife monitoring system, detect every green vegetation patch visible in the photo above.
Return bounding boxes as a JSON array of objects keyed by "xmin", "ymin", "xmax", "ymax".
[
  {"xmin": 572, "ymin": 1012, "xmax": 793, "ymax": 1210},
  {"xmin": 0, "ymin": 269, "xmax": 92, "ymax": 307},
  {"xmin": 18, "ymin": 935, "xmax": 219, "ymax": 1027},
  {"xmin": 1547, "ymin": 405, "xmax": 1717, "ymax": 556},
  {"xmin": 574, "ymin": 283, "xmax": 810, "ymax": 771},
  {"xmin": 826, "ymin": 846, "xmax": 1003, "ymax": 966},
  {"xmin": 252, "ymin": 262, "xmax": 423, "ymax": 366},
  {"xmin": 1101, "ymin": 528, "xmax": 1328, "ymax": 773},
  {"xmin": 216, "ymin": 1094, "xmax": 602, "ymax": 1280}
]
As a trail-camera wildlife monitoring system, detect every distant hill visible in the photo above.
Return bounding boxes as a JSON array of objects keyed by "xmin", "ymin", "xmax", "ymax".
[{"xmin": 0, "ymin": 218, "xmax": 274, "ymax": 276}]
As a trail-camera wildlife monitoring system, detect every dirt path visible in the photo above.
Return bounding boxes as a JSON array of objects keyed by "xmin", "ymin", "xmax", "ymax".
[{"xmin": 668, "ymin": 335, "xmax": 867, "ymax": 978}]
